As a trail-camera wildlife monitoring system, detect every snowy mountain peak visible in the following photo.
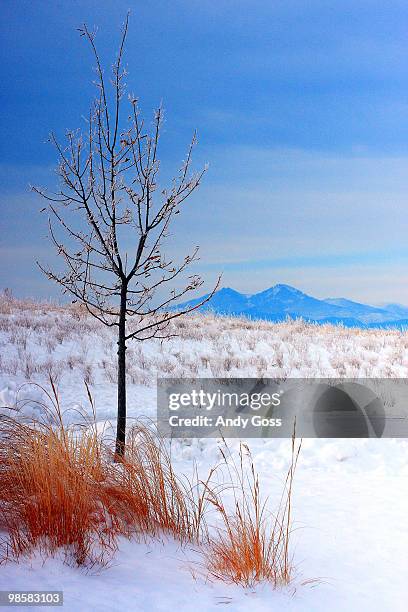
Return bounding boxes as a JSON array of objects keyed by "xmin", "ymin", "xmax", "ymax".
[
  {"xmin": 216, "ymin": 287, "xmax": 245, "ymax": 297},
  {"xmin": 253, "ymin": 284, "xmax": 305, "ymax": 301},
  {"xmin": 273, "ymin": 283, "xmax": 303, "ymax": 294}
]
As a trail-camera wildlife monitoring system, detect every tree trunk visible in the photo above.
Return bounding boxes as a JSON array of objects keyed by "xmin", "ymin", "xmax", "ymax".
[{"xmin": 115, "ymin": 281, "xmax": 127, "ymax": 460}]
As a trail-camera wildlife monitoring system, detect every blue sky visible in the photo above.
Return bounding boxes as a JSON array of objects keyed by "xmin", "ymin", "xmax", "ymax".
[{"xmin": 1, "ymin": 0, "xmax": 408, "ymax": 303}]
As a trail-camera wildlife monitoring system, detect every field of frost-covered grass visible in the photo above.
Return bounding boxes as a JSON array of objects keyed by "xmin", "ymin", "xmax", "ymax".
[
  {"xmin": 0, "ymin": 294, "xmax": 408, "ymax": 611},
  {"xmin": 1, "ymin": 293, "xmax": 408, "ymax": 421}
]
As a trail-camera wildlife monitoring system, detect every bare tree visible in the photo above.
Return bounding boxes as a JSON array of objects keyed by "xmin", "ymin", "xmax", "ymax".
[{"xmin": 34, "ymin": 15, "xmax": 219, "ymax": 459}]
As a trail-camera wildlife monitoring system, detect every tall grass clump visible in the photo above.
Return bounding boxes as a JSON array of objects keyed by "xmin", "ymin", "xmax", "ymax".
[
  {"xmin": 103, "ymin": 423, "xmax": 210, "ymax": 544},
  {"xmin": 0, "ymin": 384, "xmax": 117, "ymax": 567},
  {"xmin": 204, "ymin": 434, "xmax": 301, "ymax": 587},
  {"xmin": 0, "ymin": 381, "xmax": 209, "ymax": 566}
]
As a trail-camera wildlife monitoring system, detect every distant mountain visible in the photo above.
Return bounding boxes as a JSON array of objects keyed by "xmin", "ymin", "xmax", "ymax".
[
  {"xmin": 173, "ymin": 284, "xmax": 408, "ymax": 330},
  {"xmin": 323, "ymin": 297, "xmax": 396, "ymax": 324},
  {"xmin": 380, "ymin": 303, "xmax": 408, "ymax": 318},
  {"xmin": 179, "ymin": 288, "xmax": 249, "ymax": 316}
]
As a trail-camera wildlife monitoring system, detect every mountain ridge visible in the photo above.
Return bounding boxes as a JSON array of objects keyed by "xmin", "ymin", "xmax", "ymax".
[{"xmin": 173, "ymin": 284, "xmax": 408, "ymax": 329}]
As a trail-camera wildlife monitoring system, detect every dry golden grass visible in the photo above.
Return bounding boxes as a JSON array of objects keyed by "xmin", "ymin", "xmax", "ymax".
[
  {"xmin": 0, "ymin": 382, "xmax": 210, "ymax": 566},
  {"xmin": 102, "ymin": 423, "xmax": 211, "ymax": 545},
  {"xmin": 204, "ymin": 435, "xmax": 301, "ymax": 587},
  {"xmin": 0, "ymin": 384, "xmax": 118, "ymax": 566},
  {"xmin": 0, "ymin": 381, "xmax": 300, "ymax": 587}
]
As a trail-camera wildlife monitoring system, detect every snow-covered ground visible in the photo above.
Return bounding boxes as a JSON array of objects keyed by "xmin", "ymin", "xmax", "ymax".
[{"xmin": 0, "ymin": 298, "xmax": 407, "ymax": 611}]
